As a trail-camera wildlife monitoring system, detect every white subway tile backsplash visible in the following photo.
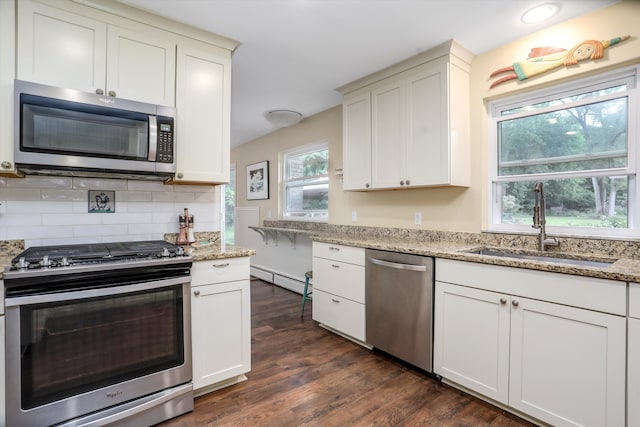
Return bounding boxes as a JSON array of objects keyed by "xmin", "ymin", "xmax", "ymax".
[
  {"xmin": 116, "ymin": 191, "xmax": 152, "ymax": 202},
  {"xmin": 0, "ymin": 188, "xmax": 42, "ymax": 201},
  {"xmin": 101, "ymin": 213, "xmax": 150, "ymax": 224},
  {"xmin": 7, "ymin": 201, "xmax": 72, "ymax": 213},
  {"xmin": 73, "ymin": 224, "xmax": 128, "ymax": 237},
  {"xmin": 72, "ymin": 177, "xmax": 127, "ymax": 190},
  {"xmin": 0, "ymin": 177, "xmax": 221, "ymax": 244},
  {"xmin": 41, "ymin": 189, "xmax": 88, "ymax": 201},
  {"xmin": 8, "ymin": 225, "xmax": 73, "ymax": 239},
  {"xmin": 42, "ymin": 213, "xmax": 103, "ymax": 226},
  {"xmin": 5, "ymin": 176, "xmax": 72, "ymax": 189}
]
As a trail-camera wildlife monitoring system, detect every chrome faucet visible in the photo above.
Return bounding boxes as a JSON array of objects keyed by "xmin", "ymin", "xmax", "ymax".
[{"xmin": 532, "ymin": 182, "xmax": 559, "ymax": 251}]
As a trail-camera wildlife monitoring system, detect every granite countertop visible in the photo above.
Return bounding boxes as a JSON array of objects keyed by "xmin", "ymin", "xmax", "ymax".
[
  {"xmin": 187, "ymin": 244, "xmax": 256, "ymax": 261},
  {"xmin": 311, "ymin": 234, "xmax": 640, "ymax": 282},
  {"xmin": 255, "ymin": 221, "xmax": 640, "ymax": 283}
]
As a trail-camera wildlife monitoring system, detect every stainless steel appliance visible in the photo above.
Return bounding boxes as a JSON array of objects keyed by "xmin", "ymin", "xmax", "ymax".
[
  {"xmin": 14, "ymin": 79, "xmax": 176, "ymax": 180},
  {"xmin": 3, "ymin": 241, "xmax": 193, "ymax": 427},
  {"xmin": 365, "ymin": 249, "xmax": 434, "ymax": 372}
]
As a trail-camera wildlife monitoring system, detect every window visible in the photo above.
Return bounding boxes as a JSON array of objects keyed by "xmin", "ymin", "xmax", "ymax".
[
  {"xmin": 282, "ymin": 141, "xmax": 329, "ymax": 220},
  {"xmin": 488, "ymin": 66, "xmax": 638, "ymax": 238}
]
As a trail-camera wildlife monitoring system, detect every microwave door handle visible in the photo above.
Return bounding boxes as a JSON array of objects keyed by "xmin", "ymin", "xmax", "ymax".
[{"xmin": 148, "ymin": 115, "xmax": 157, "ymax": 161}]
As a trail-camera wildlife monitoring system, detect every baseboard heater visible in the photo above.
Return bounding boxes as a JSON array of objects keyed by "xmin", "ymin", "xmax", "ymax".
[{"xmin": 250, "ymin": 266, "xmax": 307, "ymax": 295}]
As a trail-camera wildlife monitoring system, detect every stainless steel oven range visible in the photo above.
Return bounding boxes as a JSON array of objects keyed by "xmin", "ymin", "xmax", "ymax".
[{"xmin": 3, "ymin": 240, "xmax": 193, "ymax": 427}]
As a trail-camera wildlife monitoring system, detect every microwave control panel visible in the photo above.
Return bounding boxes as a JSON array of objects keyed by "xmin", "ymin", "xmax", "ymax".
[{"xmin": 157, "ymin": 118, "xmax": 174, "ymax": 163}]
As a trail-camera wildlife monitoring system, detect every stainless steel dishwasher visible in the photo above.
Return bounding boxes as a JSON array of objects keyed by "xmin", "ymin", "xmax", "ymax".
[{"xmin": 365, "ymin": 249, "xmax": 434, "ymax": 372}]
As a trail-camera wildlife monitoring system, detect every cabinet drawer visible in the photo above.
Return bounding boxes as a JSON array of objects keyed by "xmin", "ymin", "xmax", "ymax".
[
  {"xmin": 312, "ymin": 257, "xmax": 365, "ymax": 303},
  {"xmin": 313, "ymin": 289, "xmax": 365, "ymax": 342},
  {"xmin": 436, "ymin": 259, "xmax": 626, "ymax": 315},
  {"xmin": 191, "ymin": 257, "xmax": 250, "ymax": 286},
  {"xmin": 313, "ymin": 242, "xmax": 364, "ymax": 266}
]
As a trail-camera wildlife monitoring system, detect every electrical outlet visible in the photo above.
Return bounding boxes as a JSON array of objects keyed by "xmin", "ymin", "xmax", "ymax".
[
  {"xmin": 267, "ymin": 210, "xmax": 272, "ymax": 218},
  {"xmin": 351, "ymin": 210, "xmax": 358, "ymax": 222},
  {"xmin": 414, "ymin": 212, "xmax": 422, "ymax": 225}
]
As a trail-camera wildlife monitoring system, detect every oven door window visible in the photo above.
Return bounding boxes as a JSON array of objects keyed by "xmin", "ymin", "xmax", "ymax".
[
  {"xmin": 21, "ymin": 94, "xmax": 150, "ymax": 160},
  {"xmin": 19, "ymin": 285, "xmax": 184, "ymax": 410}
]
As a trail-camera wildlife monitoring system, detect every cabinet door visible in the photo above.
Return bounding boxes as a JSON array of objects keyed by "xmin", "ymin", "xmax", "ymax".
[
  {"xmin": 0, "ymin": 0, "xmax": 16, "ymax": 174},
  {"xmin": 342, "ymin": 92, "xmax": 372, "ymax": 190},
  {"xmin": 629, "ymin": 318, "xmax": 640, "ymax": 427},
  {"xmin": 106, "ymin": 26, "xmax": 176, "ymax": 106},
  {"xmin": 17, "ymin": 0, "xmax": 107, "ymax": 93},
  {"xmin": 404, "ymin": 60, "xmax": 448, "ymax": 186},
  {"xmin": 0, "ymin": 316, "xmax": 5, "ymax": 427},
  {"xmin": 175, "ymin": 42, "xmax": 231, "ymax": 183},
  {"xmin": 371, "ymin": 80, "xmax": 404, "ymax": 189},
  {"xmin": 191, "ymin": 279, "xmax": 251, "ymax": 390},
  {"xmin": 509, "ymin": 297, "xmax": 626, "ymax": 427},
  {"xmin": 433, "ymin": 282, "xmax": 510, "ymax": 403}
]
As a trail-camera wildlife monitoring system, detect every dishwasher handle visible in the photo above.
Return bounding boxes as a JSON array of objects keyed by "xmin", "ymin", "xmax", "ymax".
[{"xmin": 367, "ymin": 257, "xmax": 428, "ymax": 272}]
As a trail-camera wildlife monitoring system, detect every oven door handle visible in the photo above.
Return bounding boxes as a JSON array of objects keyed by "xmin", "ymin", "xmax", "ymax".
[{"xmin": 5, "ymin": 276, "xmax": 190, "ymax": 307}]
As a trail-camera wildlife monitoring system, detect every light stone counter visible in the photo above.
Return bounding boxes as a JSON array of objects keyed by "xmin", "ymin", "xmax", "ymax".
[{"xmin": 261, "ymin": 220, "xmax": 640, "ymax": 283}]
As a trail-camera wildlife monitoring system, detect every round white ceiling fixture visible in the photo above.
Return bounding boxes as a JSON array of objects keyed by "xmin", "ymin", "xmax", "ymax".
[
  {"xmin": 521, "ymin": 3, "xmax": 559, "ymax": 23},
  {"xmin": 265, "ymin": 110, "xmax": 303, "ymax": 128}
]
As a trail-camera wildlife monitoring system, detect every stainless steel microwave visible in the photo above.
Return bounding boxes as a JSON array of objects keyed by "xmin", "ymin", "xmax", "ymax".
[{"xmin": 14, "ymin": 80, "xmax": 177, "ymax": 180}]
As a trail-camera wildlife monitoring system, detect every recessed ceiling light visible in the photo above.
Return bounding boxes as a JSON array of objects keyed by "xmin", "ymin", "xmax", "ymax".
[{"xmin": 521, "ymin": 3, "xmax": 559, "ymax": 24}]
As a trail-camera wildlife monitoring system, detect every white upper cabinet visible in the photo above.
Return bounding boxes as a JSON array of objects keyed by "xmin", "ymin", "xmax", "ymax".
[
  {"xmin": 342, "ymin": 92, "xmax": 372, "ymax": 190},
  {"xmin": 17, "ymin": 0, "xmax": 176, "ymax": 106},
  {"xmin": 172, "ymin": 41, "xmax": 231, "ymax": 184},
  {"xmin": 338, "ymin": 40, "xmax": 473, "ymax": 190}
]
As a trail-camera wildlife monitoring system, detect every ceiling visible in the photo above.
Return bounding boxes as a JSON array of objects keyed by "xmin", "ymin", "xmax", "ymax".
[{"xmin": 118, "ymin": 0, "xmax": 619, "ymax": 147}]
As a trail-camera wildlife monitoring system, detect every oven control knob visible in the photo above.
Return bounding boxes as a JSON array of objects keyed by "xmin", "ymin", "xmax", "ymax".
[
  {"xmin": 61, "ymin": 257, "xmax": 70, "ymax": 267},
  {"xmin": 42, "ymin": 255, "xmax": 50, "ymax": 267},
  {"xmin": 176, "ymin": 246, "xmax": 184, "ymax": 256},
  {"xmin": 161, "ymin": 247, "xmax": 170, "ymax": 257},
  {"xmin": 18, "ymin": 257, "xmax": 28, "ymax": 269}
]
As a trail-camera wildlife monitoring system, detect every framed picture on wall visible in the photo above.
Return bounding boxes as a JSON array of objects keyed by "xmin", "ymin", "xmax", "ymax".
[{"xmin": 247, "ymin": 161, "xmax": 269, "ymax": 200}]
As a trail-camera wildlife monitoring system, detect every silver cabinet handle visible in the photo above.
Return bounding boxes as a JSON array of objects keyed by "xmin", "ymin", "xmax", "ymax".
[
  {"xmin": 400, "ymin": 180, "xmax": 405, "ymax": 186},
  {"xmin": 329, "ymin": 246, "xmax": 341, "ymax": 251},
  {"xmin": 193, "ymin": 290, "xmax": 200, "ymax": 296},
  {"xmin": 108, "ymin": 90, "xmax": 116, "ymax": 97},
  {"xmin": 405, "ymin": 179, "xmax": 410, "ymax": 185},
  {"xmin": 367, "ymin": 257, "xmax": 427, "ymax": 272},
  {"xmin": 512, "ymin": 300, "xmax": 519, "ymax": 307},
  {"xmin": 331, "ymin": 298, "xmax": 340, "ymax": 303},
  {"xmin": 95, "ymin": 88, "xmax": 104, "ymax": 95},
  {"xmin": 500, "ymin": 298, "xmax": 507, "ymax": 305},
  {"xmin": 365, "ymin": 183, "xmax": 370, "ymax": 188},
  {"xmin": 213, "ymin": 263, "xmax": 230, "ymax": 268},
  {"xmin": 331, "ymin": 264, "xmax": 340, "ymax": 268}
]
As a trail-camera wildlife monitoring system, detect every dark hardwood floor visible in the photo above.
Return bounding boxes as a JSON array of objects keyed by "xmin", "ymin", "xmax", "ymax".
[{"xmin": 158, "ymin": 279, "xmax": 535, "ymax": 427}]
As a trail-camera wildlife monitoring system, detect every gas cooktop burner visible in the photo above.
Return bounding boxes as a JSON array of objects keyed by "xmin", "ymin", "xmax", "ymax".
[{"xmin": 8, "ymin": 240, "xmax": 188, "ymax": 272}]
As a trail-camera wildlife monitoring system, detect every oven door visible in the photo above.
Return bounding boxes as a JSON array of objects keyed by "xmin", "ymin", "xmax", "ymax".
[{"xmin": 5, "ymin": 277, "xmax": 192, "ymax": 427}]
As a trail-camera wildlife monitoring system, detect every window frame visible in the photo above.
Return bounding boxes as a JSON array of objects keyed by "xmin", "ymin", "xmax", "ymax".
[
  {"xmin": 487, "ymin": 65, "xmax": 639, "ymax": 239},
  {"xmin": 280, "ymin": 140, "xmax": 329, "ymax": 222}
]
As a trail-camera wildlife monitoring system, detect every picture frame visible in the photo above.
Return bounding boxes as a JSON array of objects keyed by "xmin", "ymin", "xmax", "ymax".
[
  {"xmin": 246, "ymin": 161, "xmax": 269, "ymax": 200},
  {"xmin": 88, "ymin": 190, "xmax": 115, "ymax": 213}
]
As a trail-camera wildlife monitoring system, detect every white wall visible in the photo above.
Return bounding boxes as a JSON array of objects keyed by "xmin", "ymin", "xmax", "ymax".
[{"xmin": 0, "ymin": 175, "xmax": 221, "ymax": 248}]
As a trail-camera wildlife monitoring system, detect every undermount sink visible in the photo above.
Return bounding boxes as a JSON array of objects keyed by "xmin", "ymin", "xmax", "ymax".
[{"xmin": 464, "ymin": 248, "xmax": 616, "ymax": 269}]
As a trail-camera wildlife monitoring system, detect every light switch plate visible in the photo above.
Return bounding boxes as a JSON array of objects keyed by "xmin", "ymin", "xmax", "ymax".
[
  {"xmin": 414, "ymin": 212, "xmax": 422, "ymax": 225},
  {"xmin": 351, "ymin": 210, "xmax": 357, "ymax": 222}
]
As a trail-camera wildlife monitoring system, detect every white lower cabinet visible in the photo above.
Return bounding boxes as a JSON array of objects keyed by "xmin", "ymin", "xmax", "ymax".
[
  {"xmin": 190, "ymin": 257, "xmax": 251, "ymax": 395},
  {"xmin": 434, "ymin": 259, "xmax": 626, "ymax": 427},
  {"xmin": 0, "ymin": 315, "xmax": 4, "ymax": 427},
  {"xmin": 629, "ymin": 283, "xmax": 640, "ymax": 427},
  {"xmin": 312, "ymin": 242, "xmax": 366, "ymax": 343}
]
